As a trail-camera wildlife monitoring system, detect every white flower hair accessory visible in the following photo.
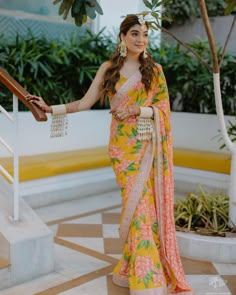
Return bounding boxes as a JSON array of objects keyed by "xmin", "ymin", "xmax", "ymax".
[{"xmin": 137, "ymin": 15, "xmax": 146, "ymax": 27}]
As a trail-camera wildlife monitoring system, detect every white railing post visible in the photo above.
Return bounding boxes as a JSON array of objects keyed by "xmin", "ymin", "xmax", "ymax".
[{"xmin": 13, "ymin": 94, "xmax": 19, "ymax": 221}]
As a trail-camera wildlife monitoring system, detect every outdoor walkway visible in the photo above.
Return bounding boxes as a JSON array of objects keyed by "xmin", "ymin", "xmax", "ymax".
[{"xmin": 0, "ymin": 190, "xmax": 235, "ymax": 295}]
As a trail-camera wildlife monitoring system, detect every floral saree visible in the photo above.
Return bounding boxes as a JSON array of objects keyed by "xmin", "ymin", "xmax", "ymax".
[{"xmin": 109, "ymin": 65, "xmax": 194, "ymax": 295}]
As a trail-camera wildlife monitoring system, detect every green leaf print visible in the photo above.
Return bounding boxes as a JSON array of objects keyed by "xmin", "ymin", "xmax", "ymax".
[
  {"xmin": 132, "ymin": 128, "xmax": 138, "ymax": 136},
  {"xmin": 159, "ymin": 71, "xmax": 165, "ymax": 80},
  {"xmin": 136, "ymin": 97, "xmax": 147, "ymax": 106},
  {"xmin": 110, "ymin": 158, "xmax": 120, "ymax": 165},
  {"xmin": 145, "ymin": 273, "xmax": 153, "ymax": 282},
  {"xmin": 133, "ymin": 220, "xmax": 140, "ymax": 230},
  {"xmin": 152, "ymin": 221, "xmax": 158, "ymax": 234},
  {"xmin": 137, "ymin": 279, "xmax": 142, "ymax": 284},
  {"xmin": 143, "ymin": 187, "xmax": 147, "ymax": 195},
  {"xmin": 159, "ymin": 83, "xmax": 167, "ymax": 94},
  {"xmin": 131, "ymin": 140, "xmax": 142, "ymax": 154},
  {"xmin": 157, "ymin": 263, "xmax": 161, "ymax": 269},
  {"xmin": 137, "ymin": 240, "xmax": 146, "ymax": 249},
  {"xmin": 152, "ymin": 93, "xmax": 160, "ymax": 104},
  {"xmin": 163, "ymin": 157, "xmax": 168, "ymax": 170},
  {"xmin": 148, "ymin": 270, "xmax": 158, "ymax": 275},
  {"xmin": 144, "ymin": 277, "xmax": 149, "ymax": 288},
  {"xmin": 145, "ymin": 240, "xmax": 151, "ymax": 249},
  {"xmin": 117, "ymin": 124, "xmax": 124, "ymax": 136},
  {"xmin": 162, "ymin": 135, "xmax": 167, "ymax": 142},
  {"xmin": 127, "ymin": 162, "xmax": 136, "ymax": 171},
  {"xmin": 140, "ymin": 214, "xmax": 146, "ymax": 222},
  {"xmin": 125, "ymin": 128, "xmax": 138, "ymax": 139},
  {"xmin": 138, "ymin": 240, "xmax": 151, "ymax": 250},
  {"xmin": 124, "ymin": 253, "xmax": 130, "ymax": 262}
]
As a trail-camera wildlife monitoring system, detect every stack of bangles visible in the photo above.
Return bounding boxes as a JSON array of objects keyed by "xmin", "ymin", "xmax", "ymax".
[{"xmin": 115, "ymin": 106, "xmax": 153, "ymax": 120}]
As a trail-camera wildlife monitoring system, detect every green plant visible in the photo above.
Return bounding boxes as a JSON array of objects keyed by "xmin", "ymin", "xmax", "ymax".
[
  {"xmin": 53, "ymin": 0, "xmax": 103, "ymax": 26},
  {"xmin": 217, "ymin": 119, "xmax": 236, "ymax": 149},
  {"xmin": 162, "ymin": 0, "xmax": 198, "ymax": 27},
  {"xmin": 149, "ymin": 40, "xmax": 236, "ymax": 114},
  {"xmin": 0, "ymin": 30, "xmax": 115, "ymax": 111},
  {"xmin": 162, "ymin": 0, "xmax": 231, "ymax": 28},
  {"xmin": 174, "ymin": 186, "xmax": 234, "ymax": 236},
  {"xmin": 1, "ymin": 32, "xmax": 235, "ymax": 115}
]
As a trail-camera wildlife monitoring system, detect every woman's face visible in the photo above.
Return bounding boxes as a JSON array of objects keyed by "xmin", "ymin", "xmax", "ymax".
[{"xmin": 121, "ymin": 24, "xmax": 148, "ymax": 57}]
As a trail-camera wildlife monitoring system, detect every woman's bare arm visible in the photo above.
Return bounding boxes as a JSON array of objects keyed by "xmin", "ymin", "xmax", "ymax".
[
  {"xmin": 66, "ymin": 61, "xmax": 110, "ymax": 113},
  {"xmin": 26, "ymin": 61, "xmax": 110, "ymax": 113}
]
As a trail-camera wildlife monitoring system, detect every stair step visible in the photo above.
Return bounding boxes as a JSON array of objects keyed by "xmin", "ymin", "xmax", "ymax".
[{"xmin": 0, "ymin": 258, "xmax": 10, "ymax": 269}]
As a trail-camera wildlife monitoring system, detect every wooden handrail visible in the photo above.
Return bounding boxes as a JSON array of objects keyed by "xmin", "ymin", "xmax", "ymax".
[{"xmin": 0, "ymin": 67, "xmax": 47, "ymax": 122}]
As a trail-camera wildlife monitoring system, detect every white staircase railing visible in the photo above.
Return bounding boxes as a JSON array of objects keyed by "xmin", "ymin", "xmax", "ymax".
[
  {"xmin": 0, "ymin": 95, "xmax": 19, "ymax": 220},
  {"xmin": 0, "ymin": 67, "xmax": 47, "ymax": 221}
]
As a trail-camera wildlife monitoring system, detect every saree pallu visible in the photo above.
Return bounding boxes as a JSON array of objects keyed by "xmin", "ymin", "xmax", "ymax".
[{"xmin": 108, "ymin": 65, "xmax": 194, "ymax": 295}]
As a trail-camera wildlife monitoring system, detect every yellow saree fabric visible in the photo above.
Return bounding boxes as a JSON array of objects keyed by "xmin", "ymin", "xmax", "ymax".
[{"xmin": 109, "ymin": 65, "xmax": 194, "ymax": 295}]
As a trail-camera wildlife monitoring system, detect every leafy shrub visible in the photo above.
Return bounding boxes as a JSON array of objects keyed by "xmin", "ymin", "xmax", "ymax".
[
  {"xmin": 149, "ymin": 40, "xmax": 236, "ymax": 114},
  {"xmin": 162, "ymin": 0, "xmax": 231, "ymax": 28},
  {"xmin": 174, "ymin": 186, "xmax": 234, "ymax": 236},
  {"xmin": 0, "ymin": 32, "xmax": 235, "ymax": 115},
  {"xmin": 0, "ymin": 30, "xmax": 115, "ymax": 111}
]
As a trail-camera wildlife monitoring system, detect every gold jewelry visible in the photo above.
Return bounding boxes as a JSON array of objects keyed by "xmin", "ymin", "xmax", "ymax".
[
  {"xmin": 119, "ymin": 40, "xmax": 127, "ymax": 57},
  {"xmin": 143, "ymin": 49, "xmax": 148, "ymax": 59},
  {"xmin": 51, "ymin": 104, "xmax": 66, "ymax": 116},
  {"xmin": 137, "ymin": 118, "xmax": 153, "ymax": 141},
  {"xmin": 50, "ymin": 104, "xmax": 68, "ymax": 137},
  {"xmin": 139, "ymin": 107, "xmax": 153, "ymax": 118},
  {"xmin": 137, "ymin": 15, "xmax": 146, "ymax": 27}
]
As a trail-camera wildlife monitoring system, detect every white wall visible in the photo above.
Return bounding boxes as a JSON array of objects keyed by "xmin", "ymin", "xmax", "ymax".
[
  {"xmin": 94, "ymin": 0, "xmax": 147, "ymax": 35},
  {"xmin": 0, "ymin": 110, "xmax": 110, "ymax": 157},
  {"xmin": 0, "ymin": 111, "xmax": 233, "ymax": 157},
  {"xmin": 92, "ymin": 0, "xmax": 160, "ymax": 46},
  {"xmin": 172, "ymin": 112, "xmax": 234, "ymax": 153}
]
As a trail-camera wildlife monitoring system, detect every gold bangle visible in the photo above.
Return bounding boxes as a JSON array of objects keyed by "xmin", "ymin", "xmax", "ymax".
[
  {"xmin": 139, "ymin": 107, "xmax": 153, "ymax": 118},
  {"xmin": 51, "ymin": 104, "xmax": 67, "ymax": 116}
]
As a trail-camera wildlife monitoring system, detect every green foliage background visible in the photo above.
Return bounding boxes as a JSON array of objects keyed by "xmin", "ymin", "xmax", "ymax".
[
  {"xmin": 149, "ymin": 40, "xmax": 236, "ymax": 114},
  {"xmin": 0, "ymin": 31, "xmax": 235, "ymax": 115},
  {"xmin": 0, "ymin": 30, "xmax": 115, "ymax": 111},
  {"xmin": 162, "ymin": 0, "xmax": 235, "ymax": 28}
]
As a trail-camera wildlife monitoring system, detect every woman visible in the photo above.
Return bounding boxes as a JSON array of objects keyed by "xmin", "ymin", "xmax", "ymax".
[{"xmin": 27, "ymin": 14, "xmax": 194, "ymax": 295}]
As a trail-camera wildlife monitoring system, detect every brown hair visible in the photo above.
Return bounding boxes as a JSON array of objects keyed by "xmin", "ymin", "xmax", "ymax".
[{"xmin": 100, "ymin": 14, "xmax": 158, "ymax": 104}]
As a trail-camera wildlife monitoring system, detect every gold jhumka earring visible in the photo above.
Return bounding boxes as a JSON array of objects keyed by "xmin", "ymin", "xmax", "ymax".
[
  {"xmin": 119, "ymin": 40, "xmax": 127, "ymax": 57},
  {"xmin": 137, "ymin": 15, "xmax": 148, "ymax": 58},
  {"xmin": 143, "ymin": 49, "xmax": 148, "ymax": 58}
]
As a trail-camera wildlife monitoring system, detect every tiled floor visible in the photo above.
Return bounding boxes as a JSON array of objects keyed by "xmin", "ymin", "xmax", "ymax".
[{"xmin": 0, "ymin": 190, "xmax": 235, "ymax": 295}]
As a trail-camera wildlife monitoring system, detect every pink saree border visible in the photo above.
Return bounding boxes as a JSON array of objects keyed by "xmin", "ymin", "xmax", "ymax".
[
  {"xmin": 110, "ymin": 71, "xmax": 142, "ymax": 110},
  {"xmin": 153, "ymin": 108, "xmax": 194, "ymax": 294},
  {"xmin": 119, "ymin": 142, "xmax": 153, "ymax": 244},
  {"xmin": 112, "ymin": 273, "xmax": 129, "ymax": 288}
]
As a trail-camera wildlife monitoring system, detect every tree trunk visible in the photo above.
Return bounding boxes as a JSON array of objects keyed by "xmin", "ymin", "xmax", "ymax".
[{"xmin": 213, "ymin": 73, "xmax": 236, "ymax": 225}]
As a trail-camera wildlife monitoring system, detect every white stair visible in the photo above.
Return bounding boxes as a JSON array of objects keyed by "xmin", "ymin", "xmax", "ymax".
[{"xmin": 0, "ymin": 176, "xmax": 54, "ymax": 290}]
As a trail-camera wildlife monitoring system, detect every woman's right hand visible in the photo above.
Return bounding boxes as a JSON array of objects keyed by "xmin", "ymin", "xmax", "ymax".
[{"xmin": 26, "ymin": 94, "xmax": 52, "ymax": 113}]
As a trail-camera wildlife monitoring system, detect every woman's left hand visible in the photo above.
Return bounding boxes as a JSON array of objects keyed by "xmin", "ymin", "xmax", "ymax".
[
  {"xmin": 110, "ymin": 105, "xmax": 140, "ymax": 121},
  {"xmin": 26, "ymin": 94, "xmax": 52, "ymax": 113}
]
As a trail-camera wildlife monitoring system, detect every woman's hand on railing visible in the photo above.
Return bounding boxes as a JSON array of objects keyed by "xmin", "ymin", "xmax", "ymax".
[{"xmin": 26, "ymin": 94, "xmax": 52, "ymax": 113}]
